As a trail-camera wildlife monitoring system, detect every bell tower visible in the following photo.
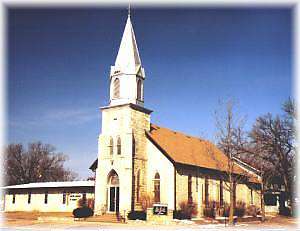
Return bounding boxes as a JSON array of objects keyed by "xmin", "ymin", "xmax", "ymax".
[
  {"xmin": 109, "ymin": 13, "xmax": 145, "ymax": 107},
  {"xmin": 94, "ymin": 10, "xmax": 152, "ymax": 215}
]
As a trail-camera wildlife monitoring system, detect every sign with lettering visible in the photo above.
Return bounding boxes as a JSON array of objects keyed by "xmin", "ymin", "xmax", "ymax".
[
  {"xmin": 69, "ymin": 193, "xmax": 82, "ymax": 202},
  {"xmin": 153, "ymin": 204, "xmax": 168, "ymax": 215}
]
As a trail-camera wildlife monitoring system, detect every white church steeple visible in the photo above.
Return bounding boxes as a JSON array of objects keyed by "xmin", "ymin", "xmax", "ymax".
[
  {"xmin": 109, "ymin": 12, "xmax": 145, "ymax": 107},
  {"xmin": 115, "ymin": 14, "xmax": 141, "ymax": 72}
]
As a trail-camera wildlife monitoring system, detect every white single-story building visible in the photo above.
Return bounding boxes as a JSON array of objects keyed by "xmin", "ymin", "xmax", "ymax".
[{"xmin": 3, "ymin": 181, "xmax": 94, "ymax": 212}]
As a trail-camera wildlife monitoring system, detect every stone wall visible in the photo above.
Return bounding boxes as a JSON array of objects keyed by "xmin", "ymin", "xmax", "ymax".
[
  {"xmin": 174, "ymin": 165, "xmax": 261, "ymax": 217},
  {"xmin": 94, "ymin": 104, "xmax": 151, "ymax": 214},
  {"xmin": 130, "ymin": 107, "xmax": 150, "ymax": 210}
]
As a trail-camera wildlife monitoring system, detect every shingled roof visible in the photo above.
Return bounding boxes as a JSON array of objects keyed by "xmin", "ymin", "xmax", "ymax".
[
  {"xmin": 89, "ymin": 124, "xmax": 260, "ymax": 183},
  {"xmin": 146, "ymin": 124, "xmax": 260, "ymax": 183}
]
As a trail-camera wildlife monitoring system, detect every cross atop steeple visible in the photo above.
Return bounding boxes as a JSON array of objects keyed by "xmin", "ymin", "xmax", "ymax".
[{"xmin": 128, "ymin": 3, "xmax": 131, "ymax": 17}]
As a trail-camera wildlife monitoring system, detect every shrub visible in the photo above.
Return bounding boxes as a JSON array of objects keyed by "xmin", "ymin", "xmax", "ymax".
[
  {"xmin": 279, "ymin": 206, "xmax": 291, "ymax": 216},
  {"xmin": 234, "ymin": 201, "xmax": 246, "ymax": 217},
  {"xmin": 246, "ymin": 205, "xmax": 259, "ymax": 217},
  {"xmin": 73, "ymin": 206, "xmax": 94, "ymax": 218},
  {"xmin": 203, "ymin": 201, "xmax": 218, "ymax": 218},
  {"xmin": 203, "ymin": 207, "xmax": 214, "ymax": 218},
  {"xmin": 173, "ymin": 210, "xmax": 190, "ymax": 220},
  {"xmin": 140, "ymin": 193, "xmax": 153, "ymax": 212},
  {"xmin": 203, "ymin": 201, "xmax": 220, "ymax": 218},
  {"xmin": 178, "ymin": 201, "xmax": 198, "ymax": 219},
  {"xmin": 222, "ymin": 202, "xmax": 230, "ymax": 217},
  {"xmin": 77, "ymin": 198, "xmax": 94, "ymax": 209},
  {"xmin": 127, "ymin": 211, "xmax": 146, "ymax": 220}
]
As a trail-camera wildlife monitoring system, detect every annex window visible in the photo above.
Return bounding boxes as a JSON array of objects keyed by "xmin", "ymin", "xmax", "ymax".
[
  {"xmin": 44, "ymin": 191, "xmax": 48, "ymax": 204},
  {"xmin": 62, "ymin": 191, "xmax": 66, "ymax": 204},
  {"xmin": 12, "ymin": 194, "xmax": 16, "ymax": 204},
  {"xmin": 220, "ymin": 180, "xmax": 224, "ymax": 207},
  {"xmin": 136, "ymin": 170, "xmax": 141, "ymax": 202},
  {"xmin": 113, "ymin": 78, "xmax": 120, "ymax": 98},
  {"xmin": 188, "ymin": 175, "xmax": 193, "ymax": 204},
  {"xmin": 153, "ymin": 173, "xmax": 160, "ymax": 203},
  {"xmin": 137, "ymin": 79, "xmax": 142, "ymax": 101},
  {"xmin": 264, "ymin": 193, "xmax": 277, "ymax": 206},
  {"xmin": 109, "ymin": 137, "xmax": 113, "ymax": 156},
  {"xmin": 28, "ymin": 192, "xmax": 31, "ymax": 204},
  {"xmin": 204, "ymin": 177, "xmax": 209, "ymax": 208},
  {"xmin": 117, "ymin": 136, "xmax": 121, "ymax": 155},
  {"xmin": 250, "ymin": 188, "xmax": 253, "ymax": 205},
  {"xmin": 82, "ymin": 192, "xmax": 87, "ymax": 206}
]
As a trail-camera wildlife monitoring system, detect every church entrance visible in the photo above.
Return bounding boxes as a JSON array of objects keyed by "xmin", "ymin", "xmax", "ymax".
[{"xmin": 107, "ymin": 170, "xmax": 119, "ymax": 213}]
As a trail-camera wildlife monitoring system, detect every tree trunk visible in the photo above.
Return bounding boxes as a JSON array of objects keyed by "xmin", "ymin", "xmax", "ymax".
[
  {"xmin": 229, "ymin": 181, "xmax": 234, "ymax": 224},
  {"xmin": 261, "ymin": 181, "xmax": 265, "ymax": 222}
]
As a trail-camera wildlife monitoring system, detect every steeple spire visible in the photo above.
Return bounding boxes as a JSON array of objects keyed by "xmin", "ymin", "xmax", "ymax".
[
  {"xmin": 114, "ymin": 10, "xmax": 141, "ymax": 74},
  {"xmin": 109, "ymin": 8, "xmax": 145, "ymax": 107}
]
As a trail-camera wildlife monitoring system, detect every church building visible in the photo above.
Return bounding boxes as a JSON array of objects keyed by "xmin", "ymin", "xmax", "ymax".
[
  {"xmin": 3, "ymin": 11, "xmax": 262, "ymax": 218},
  {"xmin": 91, "ymin": 12, "xmax": 262, "ymax": 217}
]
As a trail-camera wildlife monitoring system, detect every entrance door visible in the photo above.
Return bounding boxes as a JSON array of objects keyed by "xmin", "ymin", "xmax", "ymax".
[
  {"xmin": 107, "ymin": 170, "xmax": 120, "ymax": 213},
  {"xmin": 109, "ymin": 186, "xmax": 119, "ymax": 212},
  {"xmin": 109, "ymin": 187, "xmax": 115, "ymax": 212}
]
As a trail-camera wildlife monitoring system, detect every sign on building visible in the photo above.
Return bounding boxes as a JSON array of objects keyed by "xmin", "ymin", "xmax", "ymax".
[
  {"xmin": 153, "ymin": 204, "xmax": 168, "ymax": 215},
  {"xmin": 69, "ymin": 193, "xmax": 82, "ymax": 202}
]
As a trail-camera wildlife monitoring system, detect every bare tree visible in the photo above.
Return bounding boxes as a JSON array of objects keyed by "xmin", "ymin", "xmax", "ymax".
[
  {"xmin": 213, "ymin": 100, "xmax": 251, "ymax": 224},
  {"xmin": 3, "ymin": 142, "xmax": 77, "ymax": 186},
  {"xmin": 249, "ymin": 99, "xmax": 295, "ymax": 212}
]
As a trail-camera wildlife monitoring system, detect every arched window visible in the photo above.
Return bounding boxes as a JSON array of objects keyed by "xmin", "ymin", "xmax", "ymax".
[
  {"xmin": 117, "ymin": 136, "xmax": 121, "ymax": 155},
  {"xmin": 113, "ymin": 78, "xmax": 120, "ymax": 98},
  {"xmin": 136, "ymin": 170, "xmax": 141, "ymax": 202},
  {"xmin": 109, "ymin": 137, "xmax": 113, "ymax": 156},
  {"xmin": 188, "ymin": 175, "xmax": 192, "ymax": 204},
  {"xmin": 154, "ymin": 172, "xmax": 160, "ymax": 203},
  {"xmin": 107, "ymin": 169, "xmax": 119, "ymax": 186},
  {"xmin": 137, "ymin": 79, "xmax": 142, "ymax": 101},
  {"xmin": 132, "ymin": 134, "xmax": 136, "ymax": 157},
  {"xmin": 219, "ymin": 180, "xmax": 224, "ymax": 207},
  {"xmin": 204, "ymin": 177, "xmax": 209, "ymax": 208}
]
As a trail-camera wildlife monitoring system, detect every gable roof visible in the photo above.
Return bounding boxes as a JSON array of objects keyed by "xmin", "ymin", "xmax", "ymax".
[
  {"xmin": 89, "ymin": 124, "xmax": 260, "ymax": 183},
  {"xmin": 147, "ymin": 124, "xmax": 260, "ymax": 183},
  {"xmin": 89, "ymin": 159, "xmax": 98, "ymax": 171}
]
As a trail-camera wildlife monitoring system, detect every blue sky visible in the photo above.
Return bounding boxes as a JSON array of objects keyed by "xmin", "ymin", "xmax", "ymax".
[{"xmin": 7, "ymin": 7, "xmax": 292, "ymax": 179}]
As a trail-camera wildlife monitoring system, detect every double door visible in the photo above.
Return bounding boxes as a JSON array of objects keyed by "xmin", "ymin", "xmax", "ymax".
[{"xmin": 109, "ymin": 186, "xmax": 119, "ymax": 212}]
